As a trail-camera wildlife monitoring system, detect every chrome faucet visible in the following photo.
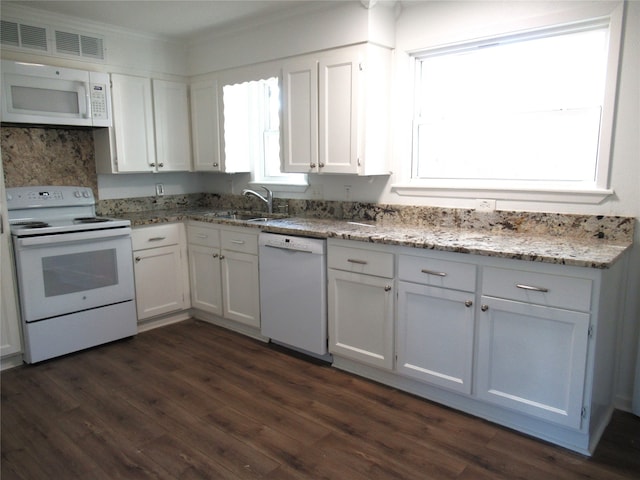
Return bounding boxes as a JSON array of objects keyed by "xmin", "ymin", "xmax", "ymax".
[{"xmin": 241, "ymin": 186, "xmax": 273, "ymax": 214}]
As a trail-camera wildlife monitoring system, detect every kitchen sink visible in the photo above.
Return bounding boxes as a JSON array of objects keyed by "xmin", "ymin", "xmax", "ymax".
[
  {"xmin": 208, "ymin": 212, "xmax": 274, "ymax": 223},
  {"xmin": 229, "ymin": 214, "xmax": 269, "ymax": 222}
]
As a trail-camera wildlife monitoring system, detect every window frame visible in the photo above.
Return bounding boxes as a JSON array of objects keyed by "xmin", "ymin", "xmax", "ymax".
[
  {"xmin": 392, "ymin": 2, "xmax": 624, "ymax": 204},
  {"xmin": 218, "ymin": 63, "xmax": 308, "ymax": 193}
]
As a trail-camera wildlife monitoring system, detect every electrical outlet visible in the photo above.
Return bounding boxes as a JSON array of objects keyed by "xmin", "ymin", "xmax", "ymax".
[
  {"xmin": 475, "ymin": 199, "xmax": 496, "ymax": 212},
  {"xmin": 155, "ymin": 183, "xmax": 164, "ymax": 196},
  {"xmin": 344, "ymin": 185, "xmax": 352, "ymax": 201}
]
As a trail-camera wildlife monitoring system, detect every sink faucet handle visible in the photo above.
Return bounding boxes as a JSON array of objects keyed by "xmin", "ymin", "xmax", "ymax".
[{"xmin": 261, "ymin": 186, "xmax": 273, "ymax": 213}]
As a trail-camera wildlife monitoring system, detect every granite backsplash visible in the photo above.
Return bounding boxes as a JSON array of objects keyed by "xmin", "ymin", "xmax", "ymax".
[
  {"xmin": 97, "ymin": 193, "xmax": 635, "ymax": 243},
  {"xmin": 1, "ymin": 126, "xmax": 98, "ymax": 194}
]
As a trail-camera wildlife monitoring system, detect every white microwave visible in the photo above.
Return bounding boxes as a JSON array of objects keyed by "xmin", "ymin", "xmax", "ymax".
[{"xmin": 1, "ymin": 60, "xmax": 112, "ymax": 127}]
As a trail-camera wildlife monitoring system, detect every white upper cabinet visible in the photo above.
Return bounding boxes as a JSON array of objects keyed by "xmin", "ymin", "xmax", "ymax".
[
  {"xmin": 96, "ymin": 74, "xmax": 155, "ymax": 173},
  {"xmin": 282, "ymin": 43, "xmax": 392, "ymax": 176},
  {"xmin": 191, "ymin": 79, "xmax": 222, "ymax": 172},
  {"xmin": 95, "ymin": 74, "xmax": 192, "ymax": 173},
  {"xmin": 318, "ymin": 47, "xmax": 360, "ymax": 174},
  {"xmin": 153, "ymin": 79, "xmax": 192, "ymax": 172},
  {"xmin": 281, "ymin": 57, "xmax": 319, "ymax": 173}
]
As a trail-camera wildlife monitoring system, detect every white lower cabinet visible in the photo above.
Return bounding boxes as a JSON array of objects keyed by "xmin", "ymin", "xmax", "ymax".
[
  {"xmin": 188, "ymin": 243, "xmax": 223, "ymax": 316},
  {"xmin": 187, "ymin": 224, "xmax": 222, "ymax": 315},
  {"xmin": 187, "ymin": 222, "xmax": 260, "ymax": 329},
  {"xmin": 327, "ymin": 241, "xmax": 394, "ymax": 370},
  {"xmin": 221, "ymin": 249, "xmax": 260, "ymax": 327},
  {"xmin": 1, "ymin": 173, "xmax": 22, "ymax": 364},
  {"xmin": 476, "ymin": 296, "xmax": 590, "ymax": 428},
  {"xmin": 477, "ymin": 266, "xmax": 593, "ymax": 429},
  {"xmin": 132, "ymin": 224, "xmax": 188, "ymax": 321},
  {"xmin": 397, "ymin": 282, "xmax": 475, "ymax": 394},
  {"xmin": 327, "ymin": 239, "xmax": 626, "ymax": 455},
  {"xmin": 396, "ymin": 253, "xmax": 477, "ymax": 394}
]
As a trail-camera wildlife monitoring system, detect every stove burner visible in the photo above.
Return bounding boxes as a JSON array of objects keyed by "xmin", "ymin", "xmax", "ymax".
[
  {"xmin": 73, "ymin": 217, "xmax": 110, "ymax": 224},
  {"xmin": 13, "ymin": 221, "xmax": 50, "ymax": 228}
]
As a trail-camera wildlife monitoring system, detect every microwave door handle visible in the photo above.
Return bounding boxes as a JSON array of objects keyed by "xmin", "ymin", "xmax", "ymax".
[{"xmin": 78, "ymin": 82, "xmax": 90, "ymax": 119}]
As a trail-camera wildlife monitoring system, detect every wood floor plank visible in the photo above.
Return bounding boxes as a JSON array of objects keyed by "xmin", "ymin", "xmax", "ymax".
[
  {"xmin": 2, "ymin": 319, "xmax": 639, "ymax": 480},
  {"xmin": 71, "ymin": 427, "xmax": 173, "ymax": 479},
  {"xmin": 137, "ymin": 433, "xmax": 242, "ymax": 479},
  {"xmin": 170, "ymin": 414, "xmax": 282, "ymax": 479}
]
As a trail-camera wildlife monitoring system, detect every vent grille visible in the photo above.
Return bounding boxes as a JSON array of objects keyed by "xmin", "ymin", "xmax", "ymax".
[
  {"xmin": 0, "ymin": 20, "xmax": 20, "ymax": 46},
  {"xmin": 20, "ymin": 24, "xmax": 48, "ymax": 50},
  {"xmin": 0, "ymin": 17, "xmax": 105, "ymax": 62},
  {"xmin": 81, "ymin": 35, "xmax": 104, "ymax": 60},
  {"xmin": 54, "ymin": 29, "xmax": 105, "ymax": 60},
  {"xmin": 1, "ymin": 20, "xmax": 48, "ymax": 51},
  {"xmin": 55, "ymin": 30, "xmax": 80, "ymax": 55}
]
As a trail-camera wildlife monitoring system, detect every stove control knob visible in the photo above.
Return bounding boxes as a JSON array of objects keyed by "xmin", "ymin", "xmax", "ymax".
[
  {"xmin": 82, "ymin": 191, "xmax": 90, "ymax": 198},
  {"xmin": 74, "ymin": 191, "xmax": 82, "ymax": 198}
]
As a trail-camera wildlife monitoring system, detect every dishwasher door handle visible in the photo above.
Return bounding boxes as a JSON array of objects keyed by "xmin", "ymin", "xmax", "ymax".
[{"xmin": 264, "ymin": 244, "xmax": 314, "ymax": 254}]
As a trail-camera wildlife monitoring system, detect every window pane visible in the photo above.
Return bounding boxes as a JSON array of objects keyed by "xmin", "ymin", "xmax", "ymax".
[
  {"xmin": 223, "ymin": 82, "xmax": 253, "ymax": 165},
  {"xmin": 222, "ymin": 76, "xmax": 304, "ymax": 184},
  {"xmin": 415, "ymin": 26, "xmax": 609, "ymax": 184}
]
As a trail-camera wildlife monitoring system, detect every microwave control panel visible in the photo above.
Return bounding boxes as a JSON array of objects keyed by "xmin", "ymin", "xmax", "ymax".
[{"xmin": 90, "ymin": 84, "xmax": 108, "ymax": 120}]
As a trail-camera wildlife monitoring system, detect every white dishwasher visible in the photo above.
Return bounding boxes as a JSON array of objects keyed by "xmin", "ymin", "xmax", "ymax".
[{"xmin": 259, "ymin": 232, "xmax": 330, "ymax": 361}]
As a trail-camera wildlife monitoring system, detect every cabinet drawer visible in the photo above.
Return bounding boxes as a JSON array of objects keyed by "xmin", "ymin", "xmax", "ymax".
[
  {"xmin": 132, "ymin": 224, "xmax": 180, "ymax": 250},
  {"xmin": 187, "ymin": 225, "xmax": 220, "ymax": 248},
  {"xmin": 482, "ymin": 266, "xmax": 592, "ymax": 311},
  {"xmin": 398, "ymin": 254, "xmax": 476, "ymax": 292},
  {"xmin": 221, "ymin": 229, "xmax": 258, "ymax": 255},
  {"xmin": 328, "ymin": 244, "xmax": 394, "ymax": 278}
]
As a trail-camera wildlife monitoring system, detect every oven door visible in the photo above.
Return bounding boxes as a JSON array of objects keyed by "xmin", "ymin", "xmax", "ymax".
[{"xmin": 13, "ymin": 228, "xmax": 134, "ymax": 322}]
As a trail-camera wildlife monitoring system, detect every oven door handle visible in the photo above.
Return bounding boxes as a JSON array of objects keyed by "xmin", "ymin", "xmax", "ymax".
[{"xmin": 16, "ymin": 227, "xmax": 132, "ymax": 247}]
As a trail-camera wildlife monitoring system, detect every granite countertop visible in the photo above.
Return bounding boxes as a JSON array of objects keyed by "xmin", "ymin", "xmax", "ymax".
[{"xmin": 120, "ymin": 208, "xmax": 632, "ymax": 269}]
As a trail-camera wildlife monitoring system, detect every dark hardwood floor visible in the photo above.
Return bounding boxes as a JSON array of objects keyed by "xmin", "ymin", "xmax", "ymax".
[{"xmin": 2, "ymin": 319, "xmax": 639, "ymax": 479}]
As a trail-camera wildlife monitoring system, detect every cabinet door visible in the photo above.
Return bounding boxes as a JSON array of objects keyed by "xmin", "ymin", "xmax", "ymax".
[
  {"xmin": 188, "ymin": 244, "xmax": 222, "ymax": 316},
  {"xmin": 134, "ymin": 245, "xmax": 185, "ymax": 320},
  {"xmin": 0, "ymin": 169, "xmax": 22, "ymax": 358},
  {"xmin": 191, "ymin": 79, "xmax": 222, "ymax": 172},
  {"xmin": 110, "ymin": 74, "xmax": 156, "ymax": 172},
  {"xmin": 282, "ymin": 57, "xmax": 318, "ymax": 173},
  {"xmin": 477, "ymin": 296, "xmax": 589, "ymax": 428},
  {"xmin": 221, "ymin": 250, "xmax": 260, "ymax": 328},
  {"xmin": 328, "ymin": 269, "xmax": 393, "ymax": 369},
  {"xmin": 397, "ymin": 282, "xmax": 474, "ymax": 394},
  {"xmin": 152, "ymin": 79, "xmax": 192, "ymax": 171},
  {"xmin": 318, "ymin": 48, "xmax": 360, "ymax": 174}
]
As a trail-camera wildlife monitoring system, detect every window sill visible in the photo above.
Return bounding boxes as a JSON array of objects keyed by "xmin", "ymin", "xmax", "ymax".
[
  {"xmin": 390, "ymin": 182, "xmax": 613, "ymax": 204},
  {"xmin": 248, "ymin": 180, "xmax": 309, "ymax": 194}
]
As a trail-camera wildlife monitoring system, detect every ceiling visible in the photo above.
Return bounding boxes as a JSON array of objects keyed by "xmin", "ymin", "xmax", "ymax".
[{"xmin": 4, "ymin": 0, "xmax": 341, "ymax": 41}]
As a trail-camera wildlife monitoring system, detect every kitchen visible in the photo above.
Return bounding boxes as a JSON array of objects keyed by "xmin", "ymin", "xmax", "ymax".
[{"xmin": 1, "ymin": 0, "xmax": 639, "ymax": 477}]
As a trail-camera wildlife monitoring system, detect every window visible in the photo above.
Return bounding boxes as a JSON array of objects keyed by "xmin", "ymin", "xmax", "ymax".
[
  {"xmin": 222, "ymin": 76, "xmax": 307, "ymax": 186},
  {"xmin": 406, "ymin": 13, "xmax": 622, "ymax": 202}
]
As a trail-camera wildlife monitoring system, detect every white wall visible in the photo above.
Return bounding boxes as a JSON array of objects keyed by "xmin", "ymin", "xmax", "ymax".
[
  {"xmin": 187, "ymin": 1, "xmax": 396, "ymax": 74},
  {"xmin": 0, "ymin": 3, "xmax": 188, "ymax": 78}
]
